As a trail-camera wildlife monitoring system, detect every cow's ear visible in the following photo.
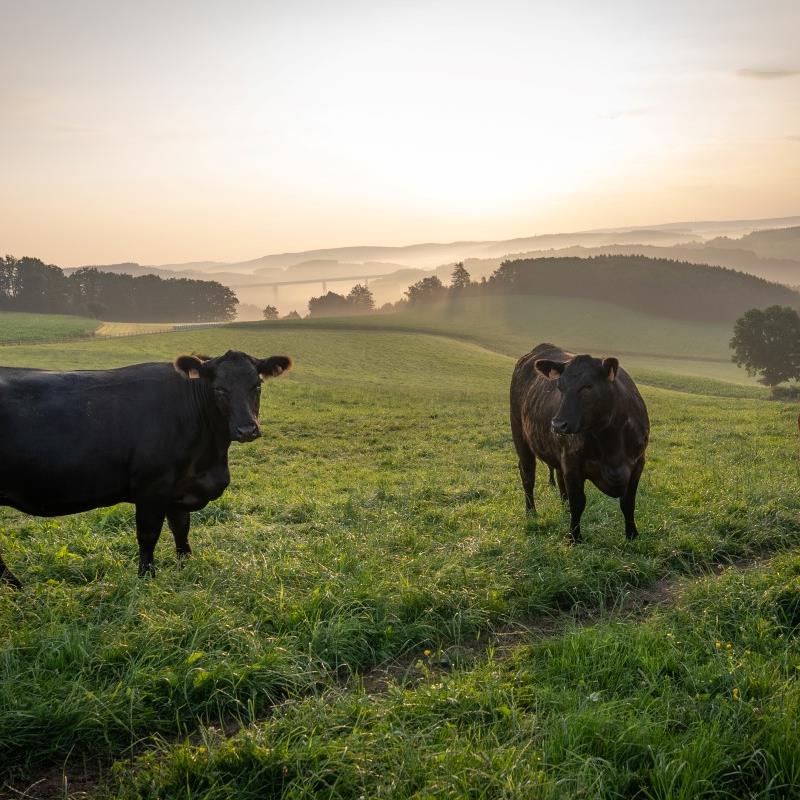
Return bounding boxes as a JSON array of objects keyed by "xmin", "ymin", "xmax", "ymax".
[
  {"xmin": 603, "ymin": 357, "xmax": 619, "ymax": 382},
  {"xmin": 257, "ymin": 355, "xmax": 293, "ymax": 379},
  {"xmin": 534, "ymin": 359, "xmax": 566, "ymax": 380},
  {"xmin": 174, "ymin": 354, "xmax": 207, "ymax": 380}
]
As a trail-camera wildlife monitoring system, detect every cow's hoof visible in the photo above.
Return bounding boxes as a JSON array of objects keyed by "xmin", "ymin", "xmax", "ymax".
[
  {"xmin": 0, "ymin": 570, "xmax": 22, "ymax": 590},
  {"xmin": 626, "ymin": 529, "xmax": 639, "ymax": 541}
]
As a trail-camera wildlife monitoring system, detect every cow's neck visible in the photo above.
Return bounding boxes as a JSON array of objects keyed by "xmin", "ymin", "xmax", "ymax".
[
  {"xmin": 587, "ymin": 413, "xmax": 624, "ymax": 460},
  {"xmin": 189, "ymin": 382, "xmax": 232, "ymax": 454}
]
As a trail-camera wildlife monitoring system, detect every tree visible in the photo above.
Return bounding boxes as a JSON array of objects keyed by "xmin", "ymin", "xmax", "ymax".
[
  {"xmin": 730, "ymin": 305, "xmax": 800, "ymax": 386},
  {"xmin": 405, "ymin": 275, "xmax": 446, "ymax": 306},
  {"xmin": 0, "ymin": 256, "xmax": 239, "ymax": 322},
  {"xmin": 262, "ymin": 305, "xmax": 279, "ymax": 320},
  {"xmin": 308, "ymin": 291, "xmax": 351, "ymax": 317},
  {"xmin": 450, "ymin": 261, "xmax": 471, "ymax": 291},
  {"xmin": 283, "ymin": 310, "xmax": 301, "ymax": 320},
  {"xmin": 347, "ymin": 283, "xmax": 374, "ymax": 313}
]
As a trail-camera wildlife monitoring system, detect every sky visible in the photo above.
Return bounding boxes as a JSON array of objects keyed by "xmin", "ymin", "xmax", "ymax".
[{"xmin": 1, "ymin": 0, "xmax": 799, "ymax": 266}]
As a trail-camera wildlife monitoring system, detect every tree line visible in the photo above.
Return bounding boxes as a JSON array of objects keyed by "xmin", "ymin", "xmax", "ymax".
[
  {"xmin": 0, "ymin": 256, "xmax": 238, "ymax": 322},
  {"xmin": 483, "ymin": 255, "xmax": 799, "ymax": 323},
  {"xmin": 369, "ymin": 256, "xmax": 799, "ymax": 324}
]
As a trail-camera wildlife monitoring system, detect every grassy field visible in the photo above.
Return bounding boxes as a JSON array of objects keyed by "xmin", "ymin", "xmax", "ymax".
[
  {"xmin": 0, "ymin": 311, "xmax": 100, "ymax": 343},
  {"xmin": 233, "ymin": 295, "xmax": 761, "ymax": 393},
  {"xmin": 0, "ymin": 316, "xmax": 798, "ymax": 797}
]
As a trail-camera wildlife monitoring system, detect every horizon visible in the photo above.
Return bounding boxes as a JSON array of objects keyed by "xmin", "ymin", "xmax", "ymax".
[{"xmin": 2, "ymin": 0, "xmax": 799, "ymax": 265}]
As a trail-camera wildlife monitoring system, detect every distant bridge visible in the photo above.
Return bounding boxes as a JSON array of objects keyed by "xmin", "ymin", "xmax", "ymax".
[{"xmin": 228, "ymin": 273, "xmax": 394, "ymax": 298}]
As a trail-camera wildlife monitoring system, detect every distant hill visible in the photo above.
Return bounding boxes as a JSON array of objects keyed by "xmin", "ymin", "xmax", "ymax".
[
  {"xmin": 442, "ymin": 228, "xmax": 800, "ymax": 287},
  {"xmin": 488, "ymin": 255, "xmax": 800, "ymax": 323},
  {"xmin": 706, "ymin": 226, "xmax": 800, "ymax": 262},
  {"xmin": 57, "ymin": 215, "xmax": 800, "ymax": 314}
]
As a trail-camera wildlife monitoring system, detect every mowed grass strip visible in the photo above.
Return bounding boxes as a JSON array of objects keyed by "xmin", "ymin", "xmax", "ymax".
[
  {"xmin": 0, "ymin": 311, "xmax": 100, "ymax": 343},
  {"xmin": 0, "ymin": 327, "xmax": 798, "ymax": 784},
  {"xmin": 106, "ymin": 551, "xmax": 800, "ymax": 800}
]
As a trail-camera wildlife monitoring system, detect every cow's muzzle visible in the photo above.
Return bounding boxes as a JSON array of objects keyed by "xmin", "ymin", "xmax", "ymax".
[
  {"xmin": 551, "ymin": 418, "xmax": 571, "ymax": 435},
  {"xmin": 234, "ymin": 424, "xmax": 261, "ymax": 442}
]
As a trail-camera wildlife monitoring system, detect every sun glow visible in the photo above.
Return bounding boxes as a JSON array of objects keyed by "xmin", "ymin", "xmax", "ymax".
[{"xmin": 1, "ymin": 1, "xmax": 799, "ymax": 264}]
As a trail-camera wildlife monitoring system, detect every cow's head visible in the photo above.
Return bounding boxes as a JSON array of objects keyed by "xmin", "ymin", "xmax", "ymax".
[
  {"xmin": 534, "ymin": 354, "xmax": 619, "ymax": 435},
  {"xmin": 174, "ymin": 350, "xmax": 292, "ymax": 442}
]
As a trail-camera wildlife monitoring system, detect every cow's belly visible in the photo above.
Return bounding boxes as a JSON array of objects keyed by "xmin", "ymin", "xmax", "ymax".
[
  {"xmin": 585, "ymin": 461, "xmax": 632, "ymax": 498},
  {"xmin": 0, "ymin": 464, "xmax": 130, "ymax": 516}
]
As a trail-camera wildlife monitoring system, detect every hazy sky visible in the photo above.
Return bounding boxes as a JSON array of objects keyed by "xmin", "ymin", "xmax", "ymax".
[{"xmin": 2, "ymin": 0, "xmax": 799, "ymax": 265}]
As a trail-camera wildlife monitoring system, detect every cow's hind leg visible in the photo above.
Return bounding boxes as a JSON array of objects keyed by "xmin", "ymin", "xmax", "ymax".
[
  {"xmin": 135, "ymin": 505, "xmax": 166, "ymax": 577},
  {"xmin": 512, "ymin": 415, "xmax": 536, "ymax": 514},
  {"xmin": 167, "ymin": 511, "xmax": 192, "ymax": 564},
  {"xmin": 555, "ymin": 468, "xmax": 568, "ymax": 503},
  {"xmin": 548, "ymin": 465, "xmax": 556, "ymax": 487},
  {"xmin": 620, "ymin": 458, "xmax": 645, "ymax": 540},
  {"xmin": 0, "ymin": 550, "xmax": 21, "ymax": 590},
  {"xmin": 517, "ymin": 447, "xmax": 536, "ymax": 514},
  {"xmin": 564, "ymin": 474, "xmax": 586, "ymax": 544}
]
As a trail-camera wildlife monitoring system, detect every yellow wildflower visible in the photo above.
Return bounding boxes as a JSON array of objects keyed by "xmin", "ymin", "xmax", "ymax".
[
  {"xmin": 732, "ymin": 687, "xmax": 741, "ymax": 701},
  {"xmin": 423, "ymin": 649, "xmax": 432, "ymax": 657}
]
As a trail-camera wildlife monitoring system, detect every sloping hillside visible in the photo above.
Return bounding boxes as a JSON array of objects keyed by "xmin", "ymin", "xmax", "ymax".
[
  {"xmin": 488, "ymin": 255, "xmax": 800, "ymax": 323},
  {"xmin": 708, "ymin": 225, "xmax": 800, "ymax": 261}
]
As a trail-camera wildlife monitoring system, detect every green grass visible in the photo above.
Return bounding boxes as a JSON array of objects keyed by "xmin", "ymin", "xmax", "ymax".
[
  {"xmin": 110, "ymin": 552, "xmax": 800, "ymax": 799},
  {"xmin": 0, "ymin": 323, "xmax": 799, "ymax": 795},
  {"xmin": 0, "ymin": 310, "xmax": 100, "ymax": 343}
]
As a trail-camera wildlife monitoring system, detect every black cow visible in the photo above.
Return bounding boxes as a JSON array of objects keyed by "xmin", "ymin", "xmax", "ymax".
[
  {"xmin": 0, "ymin": 350, "xmax": 292, "ymax": 588},
  {"xmin": 510, "ymin": 342, "xmax": 649, "ymax": 542}
]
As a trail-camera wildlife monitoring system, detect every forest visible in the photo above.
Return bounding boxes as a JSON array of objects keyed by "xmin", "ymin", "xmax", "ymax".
[
  {"xmin": 0, "ymin": 256, "xmax": 238, "ymax": 322},
  {"xmin": 484, "ymin": 255, "xmax": 800, "ymax": 323}
]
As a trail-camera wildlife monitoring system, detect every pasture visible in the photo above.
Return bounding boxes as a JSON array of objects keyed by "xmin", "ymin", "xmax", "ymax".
[
  {"xmin": 0, "ymin": 312, "xmax": 799, "ymax": 798},
  {"xmin": 0, "ymin": 311, "xmax": 100, "ymax": 344},
  {"xmin": 233, "ymin": 295, "xmax": 765, "ymax": 396}
]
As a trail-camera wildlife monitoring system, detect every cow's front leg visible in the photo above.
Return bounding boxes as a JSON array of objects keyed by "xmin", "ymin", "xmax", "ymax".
[
  {"xmin": 620, "ymin": 458, "xmax": 645, "ymax": 540},
  {"xmin": 564, "ymin": 474, "xmax": 586, "ymax": 544},
  {"xmin": 167, "ymin": 511, "xmax": 192, "ymax": 563},
  {"xmin": 135, "ymin": 505, "xmax": 166, "ymax": 577},
  {"xmin": 0, "ymin": 550, "xmax": 22, "ymax": 590}
]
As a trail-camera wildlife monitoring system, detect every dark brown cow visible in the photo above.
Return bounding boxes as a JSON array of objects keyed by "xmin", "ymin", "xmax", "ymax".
[{"xmin": 510, "ymin": 342, "xmax": 649, "ymax": 542}]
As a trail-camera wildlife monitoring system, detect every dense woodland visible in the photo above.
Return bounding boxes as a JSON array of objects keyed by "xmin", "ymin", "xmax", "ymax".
[
  {"xmin": 0, "ymin": 256, "xmax": 238, "ymax": 322},
  {"xmin": 483, "ymin": 255, "xmax": 800, "ymax": 323}
]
